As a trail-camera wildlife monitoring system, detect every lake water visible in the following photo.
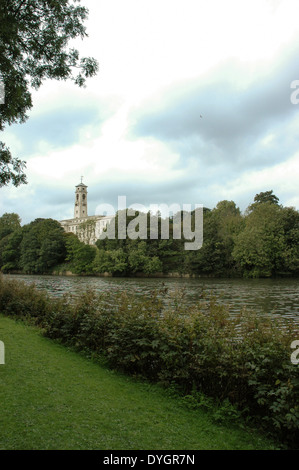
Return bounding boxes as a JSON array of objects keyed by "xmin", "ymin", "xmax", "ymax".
[{"xmin": 4, "ymin": 273, "xmax": 299, "ymax": 324}]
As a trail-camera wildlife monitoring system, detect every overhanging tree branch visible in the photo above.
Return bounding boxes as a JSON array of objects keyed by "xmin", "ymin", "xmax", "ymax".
[{"xmin": 0, "ymin": 0, "xmax": 99, "ymax": 187}]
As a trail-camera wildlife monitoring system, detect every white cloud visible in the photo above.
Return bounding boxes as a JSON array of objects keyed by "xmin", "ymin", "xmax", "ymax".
[
  {"xmin": 211, "ymin": 152, "xmax": 299, "ymax": 211},
  {"xmin": 1, "ymin": 0, "xmax": 299, "ymax": 223}
]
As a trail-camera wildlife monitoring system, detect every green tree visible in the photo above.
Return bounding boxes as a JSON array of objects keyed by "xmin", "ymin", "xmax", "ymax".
[
  {"xmin": 38, "ymin": 231, "xmax": 67, "ymax": 272},
  {"xmin": 92, "ymin": 248, "xmax": 111, "ymax": 274},
  {"xmin": 279, "ymin": 206, "xmax": 299, "ymax": 274},
  {"xmin": 0, "ymin": 212, "xmax": 21, "ymax": 239},
  {"xmin": 65, "ymin": 233, "xmax": 96, "ymax": 274},
  {"xmin": 92, "ymin": 247, "xmax": 128, "ymax": 275},
  {"xmin": 0, "ymin": 228, "xmax": 23, "ymax": 271},
  {"xmin": 0, "ymin": 0, "xmax": 98, "ymax": 186},
  {"xmin": 248, "ymin": 190, "xmax": 280, "ymax": 212},
  {"xmin": 212, "ymin": 200, "xmax": 243, "ymax": 272},
  {"xmin": 188, "ymin": 209, "xmax": 223, "ymax": 275},
  {"xmin": 19, "ymin": 229, "xmax": 40, "ymax": 273},
  {"xmin": 19, "ymin": 218, "xmax": 66, "ymax": 273},
  {"xmin": 128, "ymin": 241, "xmax": 162, "ymax": 274},
  {"xmin": 233, "ymin": 203, "xmax": 286, "ymax": 277},
  {"xmin": 0, "ymin": 143, "xmax": 27, "ymax": 187},
  {"xmin": 188, "ymin": 202, "xmax": 242, "ymax": 276}
]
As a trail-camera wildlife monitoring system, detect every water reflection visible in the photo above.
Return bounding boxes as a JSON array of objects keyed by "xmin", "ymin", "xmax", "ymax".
[{"xmin": 4, "ymin": 274, "xmax": 299, "ymax": 323}]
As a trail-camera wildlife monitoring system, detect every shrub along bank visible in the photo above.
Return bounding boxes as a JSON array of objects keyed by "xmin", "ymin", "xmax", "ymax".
[{"xmin": 0, "ymin": 274, "xmax": 298, "ymax": 448}]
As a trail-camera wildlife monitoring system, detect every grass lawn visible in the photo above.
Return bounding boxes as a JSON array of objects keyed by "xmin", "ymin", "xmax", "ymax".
[{"xmin": 0, "ymin": 314, "xmax": 277, "ymax": 450}]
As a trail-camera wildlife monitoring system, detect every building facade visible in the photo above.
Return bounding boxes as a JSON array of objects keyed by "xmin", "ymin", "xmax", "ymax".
[{"xmin": 59, "ymin": 180, "xmax": 114, "ymax": 245}]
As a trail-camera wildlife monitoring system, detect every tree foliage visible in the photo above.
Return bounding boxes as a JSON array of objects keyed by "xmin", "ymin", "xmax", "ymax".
[
  {"xmin": 233, "ymin": 199, "xmax": 299, "ymax": 277},
  {"xmin": 0, "ymin": 212, "xmax": 21, "ymax": 239},
  {"xmin": 0, "ymin": 0, "xmax": 98, "ymax": 186},
  {"xmin": 0, "ymin": 191, "xmax": 298, "ymax": 278},
  {"xmin": 233, "ymin": 203, "xmax": 285, "ymax": 277},
  {"xmin": 0, "ymin": 217, "xmax": 66, "ymax": 273},
  {"xmin": 248, "ymin": 190, "xmax": 280, "ymax": 212},
  {"xmin": 65, "ymin": 232, "xmax": 96, "ymax": 274}
]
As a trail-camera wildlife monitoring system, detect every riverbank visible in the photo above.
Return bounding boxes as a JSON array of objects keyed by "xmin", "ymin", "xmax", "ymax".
[
  {"xmin": 7, "ymin": 266, "xmax": 298, "ymax": 280},
  {"xmin": 0, "ymin": 314, "xmax": 278, "ymax": 450},
  {"xmin": 3, "ymin": 272, "xmax": 299, "ymax": 320},
  {"xmin": 52, "ymin": 269, "xmax": 209, "ymax": 278},
  {"xmin": 0, "ymin": 274, "xmax": 298, "ymax": 448},
  {"xmin": 3, "ymin": 268, "xmax": 217, "ymax": 278}
]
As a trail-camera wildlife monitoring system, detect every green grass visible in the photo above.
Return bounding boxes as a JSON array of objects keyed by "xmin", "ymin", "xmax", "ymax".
[{"xmin": 0, "ymin": 314, "xmax": 277, "ymax": 450}]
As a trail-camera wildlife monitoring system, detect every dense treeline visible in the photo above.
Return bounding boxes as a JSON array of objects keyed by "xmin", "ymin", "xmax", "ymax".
[{"xmin": 0, "ymin": 190, "xmax": 298, "ymax": 277}]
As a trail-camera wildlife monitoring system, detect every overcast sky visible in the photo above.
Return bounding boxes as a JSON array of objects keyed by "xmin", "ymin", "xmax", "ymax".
[{"xmin": 1, "ymin": 0, "xmax": 299, "ymax": 224}]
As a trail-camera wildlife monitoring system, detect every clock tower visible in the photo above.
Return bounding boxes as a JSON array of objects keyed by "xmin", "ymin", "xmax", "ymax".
[
  {"xmin": 74, "ymin": 177, "xmax": 88, "ymax": 218},
  {"xmin": 60, "ymin": 178, "xmax": 114, "ymax": 245}
]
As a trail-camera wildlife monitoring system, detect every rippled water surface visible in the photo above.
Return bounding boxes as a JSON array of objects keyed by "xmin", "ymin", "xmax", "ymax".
[{"xmin": 4, "ymin": 274, "xmax": 299, "ymax": 323}]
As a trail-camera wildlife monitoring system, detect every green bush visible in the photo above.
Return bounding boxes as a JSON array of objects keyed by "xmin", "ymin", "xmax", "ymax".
[
  {"xmin": 0, "ymin": 274, "xmax": 298, "ymax": 448},
  {"xmin": 0, "ymin": 275, "xmax": 50, "ymax": 320}
]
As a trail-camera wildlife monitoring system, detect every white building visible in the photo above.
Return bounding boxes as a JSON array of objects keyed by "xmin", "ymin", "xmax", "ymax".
[{"xmin": 59, "ymin": 180, "xmax": 114, "ymax": 245}]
